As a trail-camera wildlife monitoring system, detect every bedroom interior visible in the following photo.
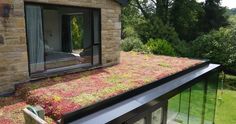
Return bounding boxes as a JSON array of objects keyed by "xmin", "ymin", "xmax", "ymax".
[{"xmin": 25, "ymin": 4, "xmax": 101, "ymax": 74}]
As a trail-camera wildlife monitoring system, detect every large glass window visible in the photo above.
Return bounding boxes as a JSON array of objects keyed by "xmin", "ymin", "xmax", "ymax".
[{"xmin": 25, "ymin": 4, "xmax": 101, "ymax": 74}]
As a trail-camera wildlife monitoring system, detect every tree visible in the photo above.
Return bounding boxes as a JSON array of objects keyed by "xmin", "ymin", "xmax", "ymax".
[
  {"xmin": 125, "ymin": 0, "xmax": 180, "ymax": 43},
  {"xmin": 201, "ymin": 0, "xmax": 228, "ymax": 32},
  {"xmin": 170, "ymin": 0, "xmax": 204, "ymax": 41},
  {"xmin": 121, "ymin": 0, "xmax": 144, "ymax": 38},
  {"xmin": 132, "ymin": 0, "xmax": 173, "ymax": 24},
  {"xmin": 192, "ymin": 27, "xmax": 236, "ymax": 70},
  {"xmin": 121, "ymin": 1, "xmax": 143, "ymax": 28},
  {"xmin": 137, "ymin": 17, "xmax": 179, "ymax": 43},
  {"xmin": 121, "ymin": 0, "xmax": 229, "ymax": 51}
]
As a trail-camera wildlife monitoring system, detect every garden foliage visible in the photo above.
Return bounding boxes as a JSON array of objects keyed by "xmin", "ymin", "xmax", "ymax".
[
  {"xmin": 120, "ymin": 37, "xmax": 144, "ymax": 52},
  {"xmin": 146, "ymin": 39, "xmax": 176, "ymax": 56},
  {"xmin": 120, "ymin": 0, "xmax": 236, "ymax": 69},
  {"xmin": 192, "ymin": 27, "xmax": 236, "ymax": 69}
]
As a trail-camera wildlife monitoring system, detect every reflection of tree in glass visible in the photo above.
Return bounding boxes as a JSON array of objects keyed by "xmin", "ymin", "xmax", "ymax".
[{"xmin": 71, "ymin": 15, "xmax": 84, "ymax": 51}]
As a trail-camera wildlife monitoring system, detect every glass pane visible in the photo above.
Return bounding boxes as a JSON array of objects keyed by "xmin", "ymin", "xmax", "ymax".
[
  {"xmin": 93, "ymin": 10, "xmax": 100, "ymax": 44},
  {"xmin": 25, "ymin": 5, "xmax": 45, "ymax": 73},
  {"xmin": 134, "ymin": 118, "xmax": 146, "ymax": 124},
  {"xmin": 72, "ymin": 15, "xmax": 84, "ymax": 53},
  {"xmin": 204, "ymin": 73, "xmax": 218, "ymax": 124},
  {"xmin": 43, "ymin": 7, "xmax": 93, "ymax": 70},
  {"xmin": 189, "ymin": 81, "xmax": 205, "ymax": 124},
  {"xmin": 152, "ymin": 108, "xmax": 162, "ymax": 124},
  {"xmin": 175, "ymin": 88, "xmax": 191, "ymax": 124},
  {"xmin": 167, "ymin": 94, "xmax": 180, "ymax": 123},
  {"xmin": 93, "ymin": 45, "xmax": 100, "ymax": 65}
]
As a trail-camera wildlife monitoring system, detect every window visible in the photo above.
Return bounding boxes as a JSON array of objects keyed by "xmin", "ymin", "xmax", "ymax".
[{"xmin": 25, "ymin": 4, "xmax": 101, "ymax": 74}]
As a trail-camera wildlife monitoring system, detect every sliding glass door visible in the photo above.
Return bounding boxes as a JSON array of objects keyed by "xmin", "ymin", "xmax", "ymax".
[
  {"xmin": 25, "ymin": 3, "xmax": 101, "ymax": 74},
  {"xmin": 25, "ymin": 5, "xmax": 45, "ymax": 73}
]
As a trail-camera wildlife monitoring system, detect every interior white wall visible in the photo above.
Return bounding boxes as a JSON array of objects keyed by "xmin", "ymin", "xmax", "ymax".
[{"xmin": 43, "ymin": 9, "xmax": 62, "ymax": 52}]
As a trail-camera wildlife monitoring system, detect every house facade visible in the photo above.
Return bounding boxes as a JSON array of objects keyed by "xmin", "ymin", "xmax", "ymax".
[
  {"xmin": 0, "ymin": 1, "xmax": 222, "ymax": 124},
  {"xmin": 0, "ymin": 0, "xmax": 127, "ymax": 94}
]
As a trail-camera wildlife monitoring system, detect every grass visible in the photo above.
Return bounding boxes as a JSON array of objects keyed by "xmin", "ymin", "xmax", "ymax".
[
  {"xmin": 216, "ymin": 90, "xmax": 236, "ymax": 124},
  {"xmin": 215, "ymin": 74, "xmax": 236, "ymax": 124}
]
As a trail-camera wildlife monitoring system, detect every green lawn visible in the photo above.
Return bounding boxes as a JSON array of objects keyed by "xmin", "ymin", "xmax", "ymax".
[
  {"xmin": 216, "ymin": 90, "xmax": 236, "ymax": 124},
  {"xmin": 215, "ymin": 74, "xmax": 236, "ymax": 124}
]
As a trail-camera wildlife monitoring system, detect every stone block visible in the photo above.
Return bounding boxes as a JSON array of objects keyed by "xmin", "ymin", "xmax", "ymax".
[
  {"xmin": 0, "ymin": 34, "xmax": 4, "ymax": 44},
  {"xmin": 23, "ymin": 105, "xmax": 47, "ymax": 124}
]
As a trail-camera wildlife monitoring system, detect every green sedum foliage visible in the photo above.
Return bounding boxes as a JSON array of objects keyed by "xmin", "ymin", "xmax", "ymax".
[{"xmin": 146, "ymin": 39, "xmax": 176, "ymax": 56}]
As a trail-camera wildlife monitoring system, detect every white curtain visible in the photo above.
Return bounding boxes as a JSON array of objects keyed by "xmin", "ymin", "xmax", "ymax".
[{"xmin": 26, "ymin": 5, "xmax": 45, "ymax": 73}]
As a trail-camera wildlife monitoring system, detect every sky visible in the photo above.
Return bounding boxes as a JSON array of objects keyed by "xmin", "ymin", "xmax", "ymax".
[{"xmin": 197, "ymin": 0, "xmax": 236, "ymax": 9}]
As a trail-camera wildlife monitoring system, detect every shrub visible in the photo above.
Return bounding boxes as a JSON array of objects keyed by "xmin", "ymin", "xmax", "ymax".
[
  {"xmin": 121, "ymin": 37, "xmax": 144, "ymax": 52},
  {"xmin": 172, "ymin": 40, "xmax": 192, "ymax": 57},
  {"xmin": 192, "ymin": 27, "xmax": 236, "ymax": 70},
  {"xmin": 137, "ymin": 17, "xmax": 181, "ymax": 44},
  {"xmin": 133, "ymin": 45, "xmax": 151, "ymax": 53},
  {"xmin": 123, "ymin": 26, "xmax": 139, "ymax": 38},
  {"xmin": 146, "ymin": 39, "xmax": 176, "ymax": 56}
]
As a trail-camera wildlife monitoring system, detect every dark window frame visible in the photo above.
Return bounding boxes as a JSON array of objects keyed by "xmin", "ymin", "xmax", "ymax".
[{"xmin": 24, "ymin": 2, "xmax": 102, "ymax": 77}]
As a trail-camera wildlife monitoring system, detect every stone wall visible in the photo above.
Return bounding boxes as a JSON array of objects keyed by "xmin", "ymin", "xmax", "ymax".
[
  {"xmin": 0, "ymin": 0, "xmax": 122, "ymax": 94},
  {"xmin": 0, "ymin": 0, "xmax": 29, "ymax": 94}
]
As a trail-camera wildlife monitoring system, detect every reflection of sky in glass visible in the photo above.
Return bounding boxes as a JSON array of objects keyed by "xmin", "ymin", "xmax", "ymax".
[{"xmin": 197, "ymin": 0, "xmax": 236, "ymax": 9}]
